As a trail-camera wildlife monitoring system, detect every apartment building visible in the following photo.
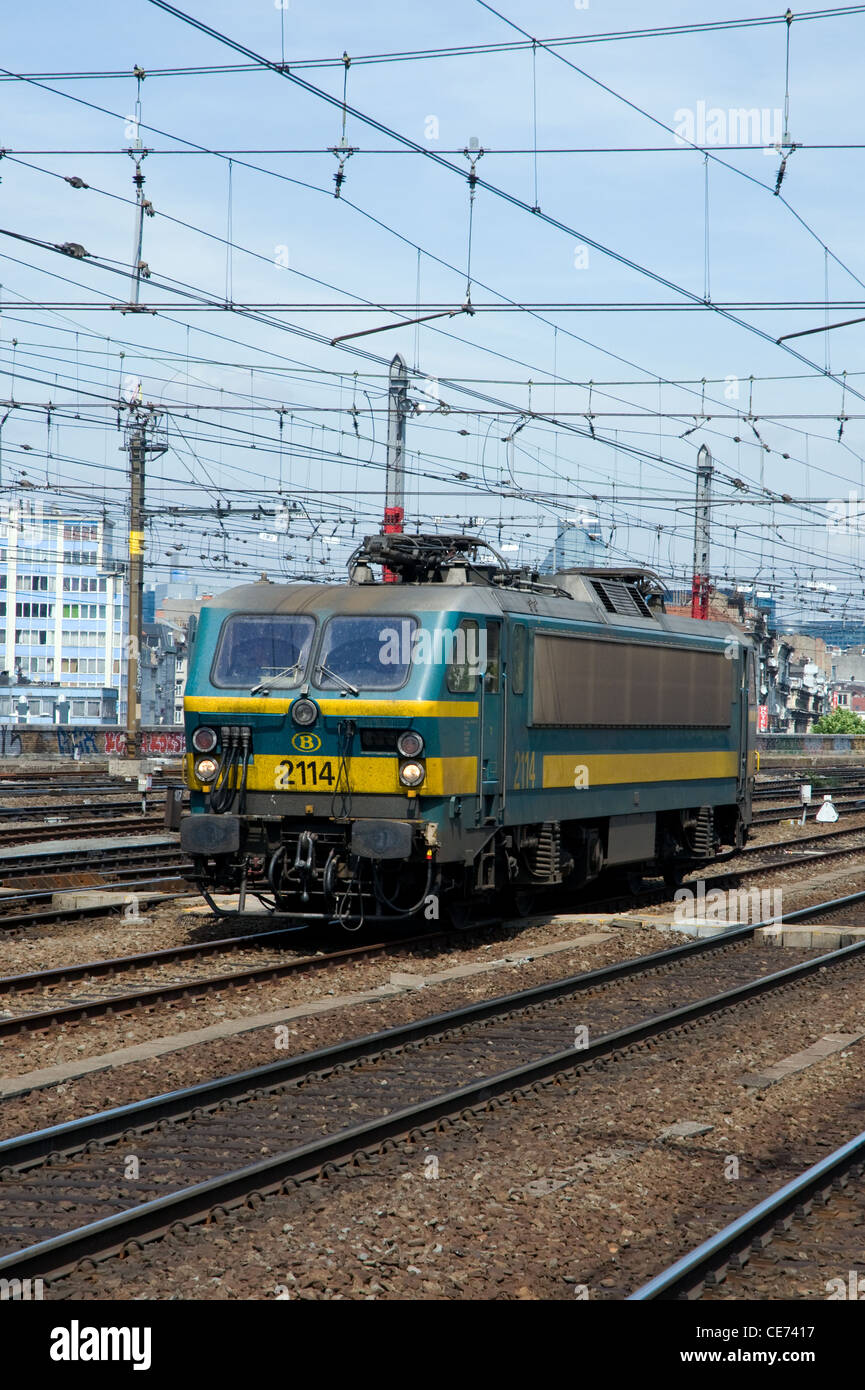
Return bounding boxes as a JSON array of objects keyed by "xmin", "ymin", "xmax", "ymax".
[{"xmin": 0, "ymin": 500, "xmax": 126, "ymax": 724}]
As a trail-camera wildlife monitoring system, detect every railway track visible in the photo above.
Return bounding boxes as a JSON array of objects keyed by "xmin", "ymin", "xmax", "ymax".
[
  {"xmin": 0, "ymin": 796, "xmax": 176, "ymax": 818},
  {"xmin": 0, "ymin": 926, "xmax": 450, "ymax": 1037},
  {"xmin": 0, "ymin": 836, "xmax": 191, "ymax": 931},
  {"xmin": 630, "ymin": 1128, "xmax": 865, "ymax": 1301},
  {"xmin": 0, "ymin": 815, "xmax": 169, "ymax": 847},
  {"xmin": 0, "ymin": 778, "xmax": 180, "ymax": 800},
  {"xmin": 3, "ymin": 888, "xmax": 865, "ymax": 1283},
  {"xmin": 752, "ymin": 795, "xmax": 865, "ymax": 824},
  {"xmin": 756, "ymin": 783, "xmax": 865, "ymax": 806}
]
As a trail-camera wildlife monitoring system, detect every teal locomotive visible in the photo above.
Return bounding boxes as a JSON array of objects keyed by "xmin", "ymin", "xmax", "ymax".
[{"xmin": 180, "ymin": 534, "xmax": 755, "ymax": 925}]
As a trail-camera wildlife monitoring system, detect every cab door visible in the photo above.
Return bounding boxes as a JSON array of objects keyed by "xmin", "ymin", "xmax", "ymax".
[
  {"xmin": 479, "ymin": 620, "xmax": 503, "ymax": 825},
  {"xmin": 739, "ymin": 646, "xmax": 756, "ymax": 823}
]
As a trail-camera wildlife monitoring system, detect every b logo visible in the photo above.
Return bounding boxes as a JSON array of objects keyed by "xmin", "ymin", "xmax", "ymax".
[{"xmin": 291, "ymin": 732, "xmax": 321, "ymax": 752}]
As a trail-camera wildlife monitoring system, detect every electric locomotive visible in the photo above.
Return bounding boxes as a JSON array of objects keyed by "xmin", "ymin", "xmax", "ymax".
[{"xmin": 180, "ymin": 533, "xmax": 755, "ymax": 925}]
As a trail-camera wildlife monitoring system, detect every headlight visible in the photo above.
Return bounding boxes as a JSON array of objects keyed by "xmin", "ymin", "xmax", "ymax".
[
  {"xmin": 194, "ymin": 755, "xmax": 219, "ymax": 783},
  {"xmin": 192, "ymin": 725, "xmax": 217, "ymax": 753},
  {"xmin": 399, "ymin": 759, "xmax": 425, "ymax": 788},
  {"xmin": 290, "ymin": 697, "xmax": 318, "ymax": 727},
  {"xmin": 397, "ymin": 729, "xmax": 424, "ymax": 758}
]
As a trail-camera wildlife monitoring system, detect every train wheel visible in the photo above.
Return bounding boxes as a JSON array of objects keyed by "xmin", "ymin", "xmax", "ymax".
[{"xmin": 663, "ymin": 865, "xmax": 685, "ymax": 890}]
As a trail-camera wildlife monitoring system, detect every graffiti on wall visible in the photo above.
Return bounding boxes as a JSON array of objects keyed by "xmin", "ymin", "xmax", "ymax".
[
  {"xmin": 104, "ymin": 730, "xmax": 186, "ymax": 756},
  {"xmin": 0, "ymin": 726, "xmax": 22, "ymax": 756},
  {"xmin": 56, "ymin": 729, "xmax": 98, "ymax": 757},
  {"xmin": 0, "ymin": 726, "xmax": 185, "ymax": 759}
]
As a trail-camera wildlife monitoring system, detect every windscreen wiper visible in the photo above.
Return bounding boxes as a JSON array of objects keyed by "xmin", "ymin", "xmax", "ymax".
[
  {"xmin": 316, "ymin": 663, "xmax": 359, "ymax": 696},
  {"xmin": 250, "ymin": 662, "xmax": 301, "ymax": 695}
]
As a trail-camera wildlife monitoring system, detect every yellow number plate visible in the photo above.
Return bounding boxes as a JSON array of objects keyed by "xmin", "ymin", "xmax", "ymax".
[{"xmin": 275, "ymin": 757, "xmax": 337, "ymax": 790}]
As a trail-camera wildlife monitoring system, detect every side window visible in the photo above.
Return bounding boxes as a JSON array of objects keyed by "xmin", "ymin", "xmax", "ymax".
[
  {"xmin": 511, "ymin": 624, "xmax": 527, "ymax": 696},
  {"xmin": 447, "ymin": 620, "xmax": 479, "ymax": 694},
  {"xmin": 484, "ymin": 622, "xmax": 501, "ymax": 693}
]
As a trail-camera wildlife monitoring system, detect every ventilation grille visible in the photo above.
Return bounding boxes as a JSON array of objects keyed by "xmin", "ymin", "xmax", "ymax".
[{"xmin": 590, "ymin": 579, "xmax": 654, "ymax": 619}]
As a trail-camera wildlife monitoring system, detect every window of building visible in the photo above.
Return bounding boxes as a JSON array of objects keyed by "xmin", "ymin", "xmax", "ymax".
[{"xmin": 86, "ymin": 700, "xmax": 100, "ymax": 716}]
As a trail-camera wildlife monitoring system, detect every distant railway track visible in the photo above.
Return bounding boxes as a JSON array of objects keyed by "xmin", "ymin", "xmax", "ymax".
[
  {"xmin": 0, "ymin": 815, "xmax": 168, "ymax": 847},
  {"xmin": 754, "ymin": 773, "xmax": 865, "ymax": 798},
  {"xmin": 0, "ymin": 775, "xmax": 181, "ymax": 796},
  {"xmin": 0, "ymin": 838, "xmax": 191, "ymax": 931},
  {"xmin": 0, "ymin": 796, "xmax": 184, "ymax": 821},
  {"xmin": 0, "ymin": 926, "xmax": 449, "ymax": 1038},
  {"xmin": 0, "ymin": 840, "xmax": 185, "ymax": 882},
  {"xmin": 3, "ymin": 889, "xmax": 865, "ymax": 1282},
  {"xmin": 751, "ymin": 796, "xmax": 865, "ymax": 824},
  {"xmin": 630, "ymin": 1128, "xmax": 865, "ymax": 1301}
]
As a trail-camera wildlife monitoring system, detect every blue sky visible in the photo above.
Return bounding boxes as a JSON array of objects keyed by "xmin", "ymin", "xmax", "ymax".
[{"xmin": 2, "ymin": 1, "xmax": 865, "ymax": 623}]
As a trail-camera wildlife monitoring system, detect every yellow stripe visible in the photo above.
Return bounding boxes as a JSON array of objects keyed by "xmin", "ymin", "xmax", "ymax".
[
  {"xmin": 185, "ymin": 696, "xmax": 477, "ymax": 718},
  {"xmin": 542, "ymin": 750, "xmax": 738, "ymax": 788},
  {"xmin": 186, "ymin": 753, "xmax": 477, "ymax": 796}
]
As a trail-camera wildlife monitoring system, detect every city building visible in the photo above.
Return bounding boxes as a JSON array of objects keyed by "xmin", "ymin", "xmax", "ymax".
[
  {"xmin": 539, "ymin": 515, "xmax": 604, "ymax": 573},
  {"xmin": 140, "ymin": 619, "xmax": 186, "ymax": 726},
  {"xmin": 0, "ymin": 499, "xmax": 126, "ymax": 724}
]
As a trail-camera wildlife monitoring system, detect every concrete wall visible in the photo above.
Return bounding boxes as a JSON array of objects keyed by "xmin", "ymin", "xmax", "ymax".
[
  {"xmin": 0, "ymin": 725, "xmax": 185, "ymax": 759},
  {"xmin": 758, "ymin": 733, "xmax": 865, "ymax": 755}
]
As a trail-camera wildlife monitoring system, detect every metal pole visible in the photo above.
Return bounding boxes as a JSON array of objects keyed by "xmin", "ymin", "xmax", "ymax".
[
  {"xmin": 126, "ymin": 424, "xmax": 145, "ymax": 759},
  {"xmin": 691, "ymin": 444, "xmax": 713, "ymax": 620},
  {"xmin": 383, "ymin": 353, "xmax": 408, "ymax": 581}
]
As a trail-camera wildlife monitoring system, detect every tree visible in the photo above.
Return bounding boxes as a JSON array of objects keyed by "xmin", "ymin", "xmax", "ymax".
[{"xmin": 812, "ymin": 707, "xmax": 865, "ymax": 733}]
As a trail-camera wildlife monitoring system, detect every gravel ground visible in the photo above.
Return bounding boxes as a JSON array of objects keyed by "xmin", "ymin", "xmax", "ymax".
[{"xmin": 48, "ymin": 945, "xmax": 865, "ymax": 1301}]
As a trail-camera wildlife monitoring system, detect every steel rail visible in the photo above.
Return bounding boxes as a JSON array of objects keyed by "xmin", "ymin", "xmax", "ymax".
[
  {"xmin": 629, "ymin": 1128, "xmax": 865, "ymax": 1300},
  {"xmin": 0, "ymin": 927, "xmax": 449, "ymax": 1036}
]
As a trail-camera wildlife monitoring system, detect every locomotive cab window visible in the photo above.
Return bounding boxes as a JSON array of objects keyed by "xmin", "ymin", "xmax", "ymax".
[
  {"xmin": 212, "ymin": 614, "xmax": 315, "ymax": 689},
  {"xmin": 447, "ymin": 619, "xmax": 481, "ymax": 693},
  {"xmin": 484, "ymin": 621, "xmax": 501, "ymax": 693},
  {"xmin": 510, "ymin": 624, "xmax": 527, "ymax": 696},
  {"xmin": 316, "ymin": 615, "xmax": 417, "ymax": 690}
]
